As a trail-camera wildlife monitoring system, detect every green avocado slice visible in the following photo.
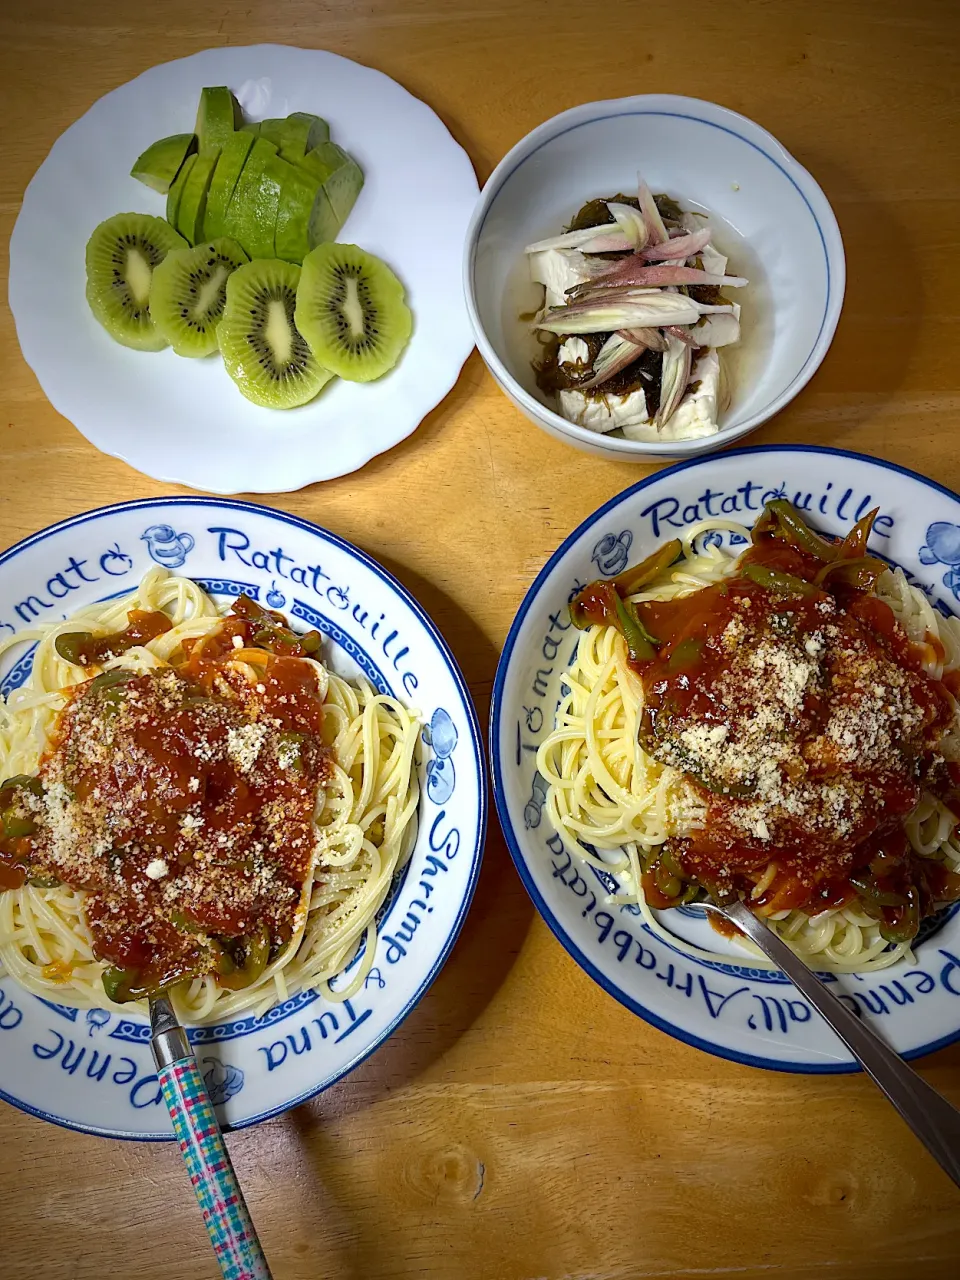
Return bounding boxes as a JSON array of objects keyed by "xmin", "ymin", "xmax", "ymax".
[
  {"xmin": 196, "ymin": 86, "xmax": 242, "ymax": 156},
  {"xmin": 166, "ymin": 153, "xmax": 197, "ymax": 227},
  {"xmin": 268, "ymin": 156, "xmax": 329, "ymax": 262},
  {"xmin": 176, "ymin": 152, "xmax": 219, "ymax": 245},
  {"xmin": 204, "ymin": 131, "xmax": 256, "ymax": 239},
  {"xmin": 299, "ymin": 142, "xmax": 364, "ymax": 226},
  {"xmin": 222, "ymin": 137, "xmax": 280, "ymax": 259},
  {"xmin": 131, "ymin": 133, "xmax": 197, "ymax": 194}
]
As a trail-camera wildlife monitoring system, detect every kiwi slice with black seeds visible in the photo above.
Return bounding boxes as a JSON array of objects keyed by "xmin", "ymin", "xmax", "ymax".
[
  {"xmin": 218, "ymin": 259, "xmax": 332, "ymax": 408},
  {"xmin": 295, "ymin": 243, "xmax": 411, "ymax": 382},
  {"xmin": 85, "ymin": 212, "xmax": 187, "ymax": 350},
  {"xmin": 150, "ymin": 238, "xmax": 248, "ymax": 357}
]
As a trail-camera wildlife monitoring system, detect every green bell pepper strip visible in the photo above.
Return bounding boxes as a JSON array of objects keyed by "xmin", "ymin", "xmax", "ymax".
[
  {"xmin": 814, "ymin": 556, "xmax": 887, "ymax": 592},
  {"xmin": 742, "ymin": 562, "xmax": 819, "ymax": 597}
]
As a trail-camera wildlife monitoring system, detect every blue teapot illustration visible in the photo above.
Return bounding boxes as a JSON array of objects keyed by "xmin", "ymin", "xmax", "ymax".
[
  {"xmin": 592, "ymin": 529, "xmax": 633, "ymax": 577},
  {"xmin": 141, "ymin": 524, "xmax": 195, "ymax": 568},
  {"xmin": 423, "ymin": 707, "xmax": 458, "ymax": 804},
  {"xmin": 919, "ymin": 522, "xmax": 960, "ymax": 598},
  {"xmin": 202, "ymin": 1057, "xmax": 245, "ymax": 1105},
  {"xmin": 523, "ymin": 772, "xmax": 549, "ymax": 830}
]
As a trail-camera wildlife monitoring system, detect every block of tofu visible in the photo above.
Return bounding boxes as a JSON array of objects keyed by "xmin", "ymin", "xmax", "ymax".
[
  {"xmin": 528, "ymin": 248, "xmax": 593, "ymax": 309},
  {"xmin": 559, "ymin": 385, "xmax": 650, "ymax": 434},
  {"xmin": 621, "ymin": 347, "xmax": 723, "ymax": 442},
  {"xmin": 556, "ymin": 336, "xmax": 591, "ymax": 374}
]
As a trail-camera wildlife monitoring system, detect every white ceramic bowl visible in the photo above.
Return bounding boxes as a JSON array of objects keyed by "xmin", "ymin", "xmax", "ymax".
[{"xmin": 463, "ymin": 95, "xmax": 845, "ymax": 461}]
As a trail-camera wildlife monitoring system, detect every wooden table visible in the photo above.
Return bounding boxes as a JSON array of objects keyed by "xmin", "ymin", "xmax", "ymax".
[{"xmin": 2, "ymin": 1, "xmax": 959, "ymax": 1276}]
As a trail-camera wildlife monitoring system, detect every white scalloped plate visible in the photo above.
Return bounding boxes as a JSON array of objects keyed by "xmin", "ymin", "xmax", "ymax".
[
  {"xmin": 8, "ymin": 46, "xmax": 479, "ymax": 493},
  {"xmin": 0, "ymin": 499, "xmax": 485, "ymax": 1137},
  {"xmin": 493, "ymin": 446, "xmax": 960, "ymax": 1072}
]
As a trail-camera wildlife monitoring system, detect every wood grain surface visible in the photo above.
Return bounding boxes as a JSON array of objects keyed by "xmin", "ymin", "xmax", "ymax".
[{"xmin": 2, "ymin": 0, "xmax": 960, "ymax": 1276}]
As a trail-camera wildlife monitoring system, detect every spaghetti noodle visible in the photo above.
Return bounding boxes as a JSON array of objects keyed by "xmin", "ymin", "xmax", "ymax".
[
  {"xmin": 537, "ymin": 506, "xmax": 960, "ymax": 972},
  {"xmin": 0, "ymin": 568, "xmax": 420, "ymax": 1021}
]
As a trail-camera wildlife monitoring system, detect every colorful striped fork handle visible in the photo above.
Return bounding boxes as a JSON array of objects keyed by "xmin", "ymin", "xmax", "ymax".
[{"xmin": 151, "ymin": 996, "xmax": 273, "ymax": 1280}]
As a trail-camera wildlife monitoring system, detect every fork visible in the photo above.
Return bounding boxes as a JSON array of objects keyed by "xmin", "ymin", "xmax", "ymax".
[{"xmin": 700, "ymin": 898, "xmax": 960, "ymax": 1189}]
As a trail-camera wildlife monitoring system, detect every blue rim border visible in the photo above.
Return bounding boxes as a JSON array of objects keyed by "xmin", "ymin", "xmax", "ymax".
[
  {"xmin": 463, "ymin": 95, "xmax": 845, "ymax": 455},
  {"xmin": 0, "ymin": 496, "xmax": 487, "ymax": 1140},
  {"xmin": 491, "ymin": 444, "xmax": 960, "ymax": 1074}
]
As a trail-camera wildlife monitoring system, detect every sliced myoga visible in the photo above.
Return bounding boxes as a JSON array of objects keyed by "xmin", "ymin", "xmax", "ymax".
[
  {"xmin": 218, "ymin": 259, "xmax": 332, "ymax": 407},
  {"xmin": 295, "ymin": 243, "xmax": 412, "ymax": 382},
  {"xmin": 150, "ymin": 237, "xmax": 248, "ymax": 357},
  {"xmin": 85, "ymin": 212, "xmax": 187, "ymax": 350}
]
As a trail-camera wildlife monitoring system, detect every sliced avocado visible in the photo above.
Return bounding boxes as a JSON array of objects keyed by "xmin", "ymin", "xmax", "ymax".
[
  {"xmin": 306, "ymin": 185, "xmax": 341, "ymax": 250},
  {"xmin": 223, "ymin": 137, "xmax": 280, "ymax": 259},
  {"xmin": 204, "ymin": 131, "xmax": 256, "ymax": 239},
  {"xmin": 251, "ymin": 118, "xmax": 288, "ymax": 148},
  {"xmin": 131, "ymin": 133, "xmax": 197, "ymax": 194},
  {"xmin": 277, "ymin": 113, "xmax": 330, "ymax": 162},
  {"xmin": 176, "ymin": 152, "xmax": 219, "ymax": 244},
  {"xmin": 322, "ymin": 153, "xmax": 364, "ymax": 226},
  {"xmin": 299, "ymin": 140, "xmax": 347, "ymax": 185},
  {"xmin": 241, "ymin": 115, "xmax": 328, "ymax": 162},
  {"xmin": 241, "ymin": 122, "xmax": 261, "ymax": 136},
  {"xmin": 196, "ymin": 86, "xmax": 242, "ymax": 156},
  {"xmin": 166, "ymin": 153, "xmax": 197, "ymax": 227},
  {"xmin": 268, "ymin": 156, "xmax": 323, "ymax": 262},
  {"xmin": 298, "ymin": 142, "xmax": 363, "ymax": 224}
]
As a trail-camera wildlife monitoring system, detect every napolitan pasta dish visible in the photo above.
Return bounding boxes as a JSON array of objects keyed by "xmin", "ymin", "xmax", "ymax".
[
  {"xmin": 0, "ymin": 569, "xmax": 419, "ymax": 1022},
  {"xmin": 538, "ymin": 502, "xmax": 960, "ymax": 972}
]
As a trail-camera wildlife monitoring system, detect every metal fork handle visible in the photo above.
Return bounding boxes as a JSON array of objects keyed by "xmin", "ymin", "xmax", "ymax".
[{"xmin": 711, "ymin": 898, "xmax": 960, "ymax": 1189}]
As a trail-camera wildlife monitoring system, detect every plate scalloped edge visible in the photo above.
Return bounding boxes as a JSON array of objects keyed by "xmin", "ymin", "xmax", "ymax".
[{"xmin": 8, "ymin": 44, "xmax": 480, "ymax": 493}]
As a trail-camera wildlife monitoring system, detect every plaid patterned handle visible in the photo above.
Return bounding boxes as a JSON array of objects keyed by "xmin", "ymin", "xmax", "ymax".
[{"xmin": 158, "ymin": 1058, "xmax": 273, "ymax": 1280}]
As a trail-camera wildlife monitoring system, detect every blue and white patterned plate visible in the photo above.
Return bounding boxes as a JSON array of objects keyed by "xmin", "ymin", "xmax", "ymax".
[
  {"xmin": 492, "ymin": 446, "xmax": 960, "ymax": 1072},
  {"xmin": 0, "ymin": 499, "xmax": 485, "ymax": 1137}
]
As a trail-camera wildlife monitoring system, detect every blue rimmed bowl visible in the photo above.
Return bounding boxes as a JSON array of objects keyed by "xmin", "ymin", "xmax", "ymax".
[
  {"xmin": 0, "ymin": 498, "xmax": 486, "ymax": 1137},
  {"xmin": 492, "ymin": 446, "xmax": 960, "ymax": 1071},
  {"xmin": 464, "ymin": 95, "xmax": 844, "ymax": 460}
]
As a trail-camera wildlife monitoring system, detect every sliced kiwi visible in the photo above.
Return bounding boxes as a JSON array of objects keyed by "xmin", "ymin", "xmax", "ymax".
[
  {"xmin": 176, "ymin": 152, "xmax": 219, "ymax": 245},
  {"xmin": 131, "ymin": 133, "xmax": 196, "ymax": 194},
  {"xmin": 196, "ymin": 86, "xmax": 242, "ymax": 155},
  {"xmin": 166, "ymin": 152, "xmax": 196, "ymax": 227},
  {"xmin": 204, "ymin": 131, "xmax": 255, "ymax": 239},
  {"xmin": 218, "ymin": 259, "xmax": 333, "ymax": 407},
  {"xmin": 295, "ymin": 243, "xmax": 411, "ymax": 382},
  {"xmin": 86, "ymin": 213, "xmax": 187, "ymax": 350},
  {"xmin": 150, "ymin": 237, "xmax": 248, "ymax": 357}
]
